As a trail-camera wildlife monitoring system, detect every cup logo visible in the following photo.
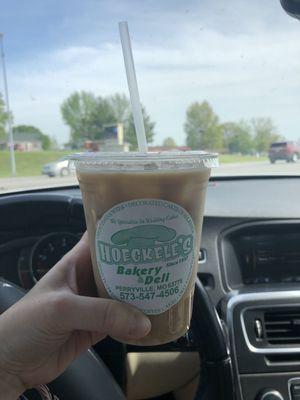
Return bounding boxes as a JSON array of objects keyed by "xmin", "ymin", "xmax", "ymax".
[
  {"xmin": 95, "ymin": 199, "xmax": 196, "ymax": 315},
  {"xmin": 98, "ymin": 225, "xmax": 193, "ymax": 265}
]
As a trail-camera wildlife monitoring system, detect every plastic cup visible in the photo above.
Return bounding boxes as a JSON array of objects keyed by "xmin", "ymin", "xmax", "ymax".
[{"xmin": 71, "ymin": 151, "xmax": 218, "ymax": 345}]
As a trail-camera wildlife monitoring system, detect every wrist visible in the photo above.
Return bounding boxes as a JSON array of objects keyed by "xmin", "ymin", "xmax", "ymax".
[{"xmin": 0, "ymin": 369, "xmax": 25, "ymax": 400}]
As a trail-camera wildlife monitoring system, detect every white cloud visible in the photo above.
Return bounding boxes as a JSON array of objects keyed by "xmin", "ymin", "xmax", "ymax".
[{"xmin": 6, "ymin": 2, "xmax": 300, "ymax": 145}]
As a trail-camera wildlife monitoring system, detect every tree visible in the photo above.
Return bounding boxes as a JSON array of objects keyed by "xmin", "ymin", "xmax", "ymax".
[
  {"xmin": 61, "ymin": 91, "xmax": 97, "ymax": 145},
  {"xmin": 125, "ymin": 106, "xmax": 155, "ymax": 150},
  {"xmin": 108, "ymin": 93, "xmax": 130, "ymax": 123},
  {"xmin": 108, "ymin": 94, "xmax": 156, "ymax": 149},
  {"xmin": 50, "ymin": 136, "xmax": 59, "ymax": 150},
  {"xmin": 41, "ymin": 135, "xmax": 51, "ymax": 150},
  {"xmin": 61, "ymin": 91, "xmax": 116, "ymax": 146},
  {"xmin": 221, "ymin": 121, "xmax": 253, "ymax": 154},
  {"xmin": 61, "ymin": 91, "xmax": 156, "ymax": 149},
  {"xmin": 12, "ymin": 125, "xmax": 51, "ymax": 150},
  {"xmin": 162, "ymin": 137, "xmax": 177, "ymax": 148},
  {"xmin": 184, "ymin": 101, "xmax": 222, "ymax": 150},
  {"xmin": 251, "ymin": 118, "xmax": 282, "ymax": 153},
  {"xmin": 0, "ymin": 93, "xmax": 9, "ymax": 142},
  {"xmin": 88, "ymin": 97, "xmax": 117, "ymax": 140}
]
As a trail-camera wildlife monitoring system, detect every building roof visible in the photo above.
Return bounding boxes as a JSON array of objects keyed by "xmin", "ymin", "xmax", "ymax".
[{"xmin": 13, "ymin": 132, "xmax": 42, "ymax": 142}]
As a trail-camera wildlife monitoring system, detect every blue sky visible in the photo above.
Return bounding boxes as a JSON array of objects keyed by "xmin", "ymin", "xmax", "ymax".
[{"xmin": 0, "ymin": 0, "xmax": 300, "ymax": 145}]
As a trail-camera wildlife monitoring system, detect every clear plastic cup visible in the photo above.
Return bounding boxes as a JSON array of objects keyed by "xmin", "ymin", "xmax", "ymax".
[{"xmin": 71, "ymin": 151, "xmax": 218, "ymax": 345}]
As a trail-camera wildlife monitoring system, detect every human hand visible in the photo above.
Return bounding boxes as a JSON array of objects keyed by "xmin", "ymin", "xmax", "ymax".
[{"xmin": 0, "ymin": 232, "xmax": 151, "ymax": 399}]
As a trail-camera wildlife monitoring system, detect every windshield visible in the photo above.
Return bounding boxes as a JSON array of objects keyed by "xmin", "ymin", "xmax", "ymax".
[{"xmin": 1, "ymin": 0, "xmax": 300, "ymax": 194}]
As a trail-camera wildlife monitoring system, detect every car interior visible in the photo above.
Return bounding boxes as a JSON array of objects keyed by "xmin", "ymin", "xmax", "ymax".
[
  {"xmin": 1, "ymin": 1, "xmax": 300, "ymax": 400},
  {"xmin": 1, "ymin": 175, "xmax": 300, "ymax": 400}
]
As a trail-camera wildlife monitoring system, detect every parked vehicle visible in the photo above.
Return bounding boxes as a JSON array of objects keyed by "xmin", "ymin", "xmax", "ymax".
[
  {"xmin": 42, "ymin": 156, "xmax": 74, "ymax": 177},
  {"xmin": 268, "ymin": 141, "xmax": 300, "ymax": 163}
]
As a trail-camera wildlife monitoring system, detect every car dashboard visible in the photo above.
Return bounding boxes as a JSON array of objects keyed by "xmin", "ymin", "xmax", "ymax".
[
  {"xmin": 1, "ymin": 177, "xmax": 300, "ymax": 400},
  {"xmin": 0, "ymin": 194, "xmax": 85, "ymax": 289}
]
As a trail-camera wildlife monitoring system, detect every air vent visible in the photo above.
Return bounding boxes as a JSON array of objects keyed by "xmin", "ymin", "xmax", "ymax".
[
  {"xmin": 265, "ymin": 309, "xmax": 300, "ymax": 345},
  {"xmin": 266, "ymin": 354, "xmax": 300, "ymax": 365}
]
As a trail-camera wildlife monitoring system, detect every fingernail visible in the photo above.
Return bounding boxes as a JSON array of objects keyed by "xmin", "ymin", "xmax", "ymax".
[{"xmin": 130, "ymin": 314, "xmax": 151, "ymax": 338}]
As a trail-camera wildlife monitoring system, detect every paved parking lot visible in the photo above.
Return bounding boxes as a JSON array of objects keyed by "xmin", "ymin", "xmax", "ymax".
[{"xmin": 1, "ymin": 161, "xmax": 300, "ymax": 193}]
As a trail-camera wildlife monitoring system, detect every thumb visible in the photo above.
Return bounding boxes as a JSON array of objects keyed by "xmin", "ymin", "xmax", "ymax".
[{"xmin": 52, "ymin": 294, "xmax": 151, "ymax": 341}]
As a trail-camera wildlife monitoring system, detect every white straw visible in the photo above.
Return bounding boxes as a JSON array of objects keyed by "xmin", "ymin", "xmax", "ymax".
[{"xmin": 119, "ymin": 21, "xmax": 148, "ymax": 153}]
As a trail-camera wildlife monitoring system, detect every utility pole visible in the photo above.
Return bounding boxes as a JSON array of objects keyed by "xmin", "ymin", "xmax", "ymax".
[{"xmin": 0, "ymin": 33, "xmax": 16, "ymax": 176}]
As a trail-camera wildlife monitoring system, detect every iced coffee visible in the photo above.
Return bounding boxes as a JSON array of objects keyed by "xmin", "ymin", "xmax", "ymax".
[{"xmin": 72, "ymin": 152, "xmax": 217, "ymax": 345}]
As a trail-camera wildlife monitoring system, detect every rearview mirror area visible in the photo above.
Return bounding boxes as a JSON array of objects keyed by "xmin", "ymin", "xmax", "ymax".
[{"xmin": 281, "ymin": 0, "xmax": 300, "ymax": 20}]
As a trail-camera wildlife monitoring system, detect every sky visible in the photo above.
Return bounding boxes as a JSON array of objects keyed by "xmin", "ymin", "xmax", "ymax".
[{"xmin": 0, "ymin": 0, "xmax": 300, "ymax": 145}]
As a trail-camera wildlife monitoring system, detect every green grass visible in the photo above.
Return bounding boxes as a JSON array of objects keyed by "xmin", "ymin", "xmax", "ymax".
[
  {"xmin": 0, "ymin": 151, "xmax": 268, "ymax": 178},
  {"xmin": 219, "ymin": 154, "xmax": 267, "ymax": 164},
  {"xmin": 0, "ymin": 151, "xmax": 71, "ymax": 178}
]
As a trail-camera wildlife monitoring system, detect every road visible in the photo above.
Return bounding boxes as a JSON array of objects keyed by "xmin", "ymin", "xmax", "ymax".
[
  {"xmin": 213, "ymin": 160, "xmax": 300, "ymax": 176},
  {"xmin": 1, "ymin": 161, "xmax": 300, "ymax": 193}
]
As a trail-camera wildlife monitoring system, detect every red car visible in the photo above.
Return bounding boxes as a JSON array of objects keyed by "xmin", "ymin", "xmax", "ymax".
[{"xmin": 269, "ymin": 141, "xmax": 300, "ymax": 163}]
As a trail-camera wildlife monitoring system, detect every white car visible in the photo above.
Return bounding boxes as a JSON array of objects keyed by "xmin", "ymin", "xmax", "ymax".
[{"xmin": 42, "ymin": 156, "xmax": 75, "ymax": 177}]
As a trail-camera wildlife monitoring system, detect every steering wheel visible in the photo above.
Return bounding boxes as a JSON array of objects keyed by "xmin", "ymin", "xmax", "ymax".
[
  {"xmin": 0, "ymin": 279, "xmax": 125, "ymax": 400},
  {"xmin": 0, "ymin": 278, "xmax": 234, "ymax": 400}
]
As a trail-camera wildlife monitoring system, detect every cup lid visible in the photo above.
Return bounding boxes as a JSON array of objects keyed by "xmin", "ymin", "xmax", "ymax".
[{"xmin": 70, "ymin": 151, "xmax": 218, "ymax": 171}]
